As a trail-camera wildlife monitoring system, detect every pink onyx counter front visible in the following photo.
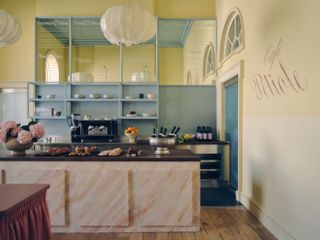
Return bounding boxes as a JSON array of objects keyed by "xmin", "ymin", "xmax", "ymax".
[{"xmin": 0, "ymin": 149, "xmax": 200, "ymax": 233}]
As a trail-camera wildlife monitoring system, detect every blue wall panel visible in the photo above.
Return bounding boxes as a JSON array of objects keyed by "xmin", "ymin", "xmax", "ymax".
[{"xmin": 225, "ymin": 79, "xmax": 238, "ymax": 189}]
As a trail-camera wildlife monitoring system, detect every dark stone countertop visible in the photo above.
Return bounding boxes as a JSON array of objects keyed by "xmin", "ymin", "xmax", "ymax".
[
  {"xmin": 34, "ymin": 139, "xmax": 228, "ymax": 146},
  {"xmin": 0, "ymin": 149, "xmax": 200, "ymax": 162}
]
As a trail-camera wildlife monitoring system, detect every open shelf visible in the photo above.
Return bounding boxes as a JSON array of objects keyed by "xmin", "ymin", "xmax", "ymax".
[
  {"xmin": 70, "ymin": 82, "xmax": 121, "ymax": 86},
  {"xmin": 67, "ymin": 98, "xmax": 119, "ymax": 102},
  {"xmin": 122, "ymin": 82, "xmax": 158, "ymax": 86},
  {"xmin": 32, "ymin": 116, "xmax": 67, "ymax": 120},
  {"xmin": 29, "ymin": 98, "xmax": 66, "ymax": 102},
  {"xmin": 120, "ymin": 116, "xmax": 158, "ymax": 120},
  {"xmin": 120, "ymin": 99, "xmax": 157, "ymax": 102}
]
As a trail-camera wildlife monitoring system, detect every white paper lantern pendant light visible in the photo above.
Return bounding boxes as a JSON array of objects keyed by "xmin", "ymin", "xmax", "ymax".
[
  {"xmin": 100, "ymin": 4, "xmax": 156, "ymax": 46},
  {"xmin": 0, "ymin": 9, "xmax": 22, "ymax": 48}
]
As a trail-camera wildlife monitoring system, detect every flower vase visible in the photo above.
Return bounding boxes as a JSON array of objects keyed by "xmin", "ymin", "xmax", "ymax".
[{"xmin": 5, "ymin": 137, "xmax": 33, "ymax": 155}]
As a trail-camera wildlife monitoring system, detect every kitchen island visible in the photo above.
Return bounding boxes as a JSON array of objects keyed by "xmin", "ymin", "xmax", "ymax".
[{"xmin": 0, "ymin": 149, "xmax": 200, "ymax": 233}]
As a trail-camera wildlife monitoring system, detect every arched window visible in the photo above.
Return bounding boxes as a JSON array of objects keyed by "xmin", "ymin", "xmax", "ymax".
[
  {"xmin": 45, "ymin": 53, "xmax": 59, "ymax": 83},
  {"xmin": 203, "ymin": 42, "xmax": 216, "ymax": 83},
  {"xmin": 220, "ymin": 9, "xmax": 243, "ymax": 62}
]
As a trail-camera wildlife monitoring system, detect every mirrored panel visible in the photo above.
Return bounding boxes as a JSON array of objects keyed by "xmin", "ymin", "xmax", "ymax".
[
  {"xmin": 71, "ymin": 18, "xmax": 120, "ymax": 83},
  {"xmin": 123, "ymin": 42, "xmax": 156, "ymax": 83},
  {"xmin": 159, "ymin": 19, "xmax": 217, "ymax": 85},
  {"xmin": 36, "ymin": 18, "xmax": 70, "ymax": 83}
]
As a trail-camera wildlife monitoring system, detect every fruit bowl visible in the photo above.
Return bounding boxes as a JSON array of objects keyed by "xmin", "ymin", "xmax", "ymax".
[
  {"xmin": 125, "ymin": 132, "xmax": 138, "ymax": 143},
  {"xmin": 177, "ymin": 133, "xmax": 195, "ymax": 143}
]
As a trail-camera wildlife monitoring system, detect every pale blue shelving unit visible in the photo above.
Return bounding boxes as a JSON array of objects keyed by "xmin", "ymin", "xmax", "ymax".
[
  {"xmin": 29, "ymin": 16, "xmax": 217, "ymax": 136},
  {"xmin": 29, "ymin": 16, "xmax": 159, "ymax": 135}
]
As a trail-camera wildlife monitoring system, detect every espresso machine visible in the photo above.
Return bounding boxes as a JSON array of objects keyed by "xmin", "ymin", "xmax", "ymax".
[{"xmin": 67, "ymin": 114, "xmax": 118, "ymax": 142}]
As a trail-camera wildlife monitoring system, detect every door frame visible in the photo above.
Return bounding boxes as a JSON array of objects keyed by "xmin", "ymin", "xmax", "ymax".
[{"xmin": 216, "ymin": 60, "xmax": 243, "ymax": 200}]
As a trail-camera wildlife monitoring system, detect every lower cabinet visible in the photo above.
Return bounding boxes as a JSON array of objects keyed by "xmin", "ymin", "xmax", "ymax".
[
  {"xmin": 73, "ymin": 170, "xmax": 129, "ymax": 227},
  {"xmin": 4, "ymin": 169, "xmax": 67, "ymax": 226},
  {"xmin": 136, "ymin": 169, "xmax": 193, "ymax": 226},
  {"xmin": 1, "ymin": 161, "xmax": 200, "ymax": 232}
]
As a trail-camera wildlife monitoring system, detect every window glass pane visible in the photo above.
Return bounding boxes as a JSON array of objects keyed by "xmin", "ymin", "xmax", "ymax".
[
  {"xmin": 71, "ymin": 18, "xmax": 120, "ymax": 83},
  {"xmin": 236, "ymin": 15, "xmax": 241, "ymax": 37},
  {"xmin": 45, "ymin": 54, "xmax": 59, "ymax": 82},
  {"xmin": 233, "ymin": 39, "xmax": 240, "ymax": 50},
  {"xmin": 228, "ymin": 19, "xmax": 235, "ymax": 41},
  {"xmin": 123, "ymin": 43, "xmax": 156, "ymax": 83},
  {"xmin": 36, "ymin": 18, "xmax": 69, "ymax": 83},
  {"xmin": 226, "ymin": 41, "xmax": 232, "ymax": 57}
]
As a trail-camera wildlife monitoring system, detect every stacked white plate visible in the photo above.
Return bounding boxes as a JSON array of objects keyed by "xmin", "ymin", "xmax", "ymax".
[{"xmin": 0, "ymin": 10, "xmax": 22, "ymax": 48}]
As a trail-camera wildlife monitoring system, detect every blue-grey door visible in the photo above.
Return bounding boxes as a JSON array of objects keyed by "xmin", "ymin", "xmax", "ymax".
[{"xmin": 224, "ymin": 77, "xmax": 238, "ymax": 189}]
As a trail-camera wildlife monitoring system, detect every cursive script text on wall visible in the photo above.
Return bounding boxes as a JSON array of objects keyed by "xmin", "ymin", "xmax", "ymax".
[{"xmin": 252, "ymin": 38, "xmax": 307, "ymax": 100}]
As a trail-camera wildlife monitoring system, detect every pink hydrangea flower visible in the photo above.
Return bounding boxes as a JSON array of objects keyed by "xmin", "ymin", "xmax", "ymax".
[
  {"xmin": 0, "ymin": 120, "xmax": 17, "ymax": 131},
  {"xmin": 29, "ymin": 123, "xmax": 45, "ymax": 139},
  {"xmin": 9, "ymin": 127, "xmax": 22, "ymax": 137},
  {"xmin": 0, "ymin": 129, "xmax": 7, "ymax": 143},
  {"xmin": 17, "ymin": 130, "xmax": 33, "ymax": 144}
]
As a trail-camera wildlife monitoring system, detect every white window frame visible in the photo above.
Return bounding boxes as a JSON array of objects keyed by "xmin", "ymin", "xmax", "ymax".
[
  {"xmin": 202, "ymin": 42, "xmax": 216, "ymax": 84},
  {"xmin": 219, "ymin": 7, "xmax": 244, "ymax": 66}
]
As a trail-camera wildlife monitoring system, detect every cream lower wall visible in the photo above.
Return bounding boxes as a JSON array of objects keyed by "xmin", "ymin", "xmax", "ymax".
[
  {"xmin": 216, "ymin": 0, "xmax": 320, "ymax": 239},
  {"xmin": 242, "ymin": 117, "xmax": 320, "ymax": 240}
]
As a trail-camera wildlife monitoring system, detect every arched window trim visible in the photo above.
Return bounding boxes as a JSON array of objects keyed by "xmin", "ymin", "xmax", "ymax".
[
  {"xmin": 45, "ymin": 50, "xmax": 60, "ymax": 83},
  {"xmin": 219, "ymin": 7, "xmax": 244, "ymax": 65},
  {"xmin": 202, "ymin": 42, "xmax": 216, "ymax": 83}
]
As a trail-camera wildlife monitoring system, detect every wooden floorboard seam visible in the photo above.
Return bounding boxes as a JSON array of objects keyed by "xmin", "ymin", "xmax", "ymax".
[{"xmin": 52, "ymin": 208, "xmax": 277, "ymax": 240}]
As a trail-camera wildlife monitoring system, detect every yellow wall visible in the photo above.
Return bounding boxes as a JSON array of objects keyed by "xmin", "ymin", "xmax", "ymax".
[
  {"xmin": 123, "ymin": 44, "xmax": 156, "ymax": 82},
  {"xmin": 93, "ymin": 45, "xmax": 120, "ymax": 82},
  {"xmin": 0, "ymin": 0, "xmax": 36, "ymax": 85},
  {"xmin": 156, "ymin": 0, "xmax": 215, "ymax": 18},
  {"xmin": 159, "ymin": 48, "xmax": 183, "ymax": 85},
  {"xmin": 36, "ymin": 0, "xmax": 155, "ymax": 16},
  {"xmin": 216, "ymin": 0, "xmax": 320, "ymax": 239}
]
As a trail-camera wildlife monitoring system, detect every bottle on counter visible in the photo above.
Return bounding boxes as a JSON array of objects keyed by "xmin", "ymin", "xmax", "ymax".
[
  {"xmin": 196, "ymin": 126, "xmax": 203, "ymax": 140},
  {"xmin": 196, "ymin": 126, "xmax": 201, "ymax": 140},
  {"xmin": 202, "ymin": 126, "xmax": 208, "ymax": 141},
  {"xmin": 207, "ymin": 127, "xmax": 213, "ymax": 141}
]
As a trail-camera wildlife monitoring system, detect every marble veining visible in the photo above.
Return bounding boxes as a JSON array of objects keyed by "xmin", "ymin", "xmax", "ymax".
[{"xmin": 0, "ymin": 160, "xmax": 200, "ymax": 232}]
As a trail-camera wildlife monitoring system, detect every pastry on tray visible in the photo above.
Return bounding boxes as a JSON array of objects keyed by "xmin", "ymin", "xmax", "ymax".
[
  {"xmin": 109, "ymin": 147, "xmax": 122, "ymax": 156},
  {"xmin": 69, "ymin": 146, "xmax": 97, "ymax": 157},
  {"xmin": 98, "ymin": 150, "xmax": 111, "ymax": 156},
  {"xmin": 98, "ymin": 147, "xmax": 123, "ymax": 157},
  {"xmin": 35, "ymin": 147, "xmax": 71, "ymax": 156}
]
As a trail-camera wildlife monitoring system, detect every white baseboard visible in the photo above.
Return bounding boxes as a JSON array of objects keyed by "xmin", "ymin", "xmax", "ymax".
[{"xmin": 239, "ymin": 192, "xmax": 298, "ymax": 240}]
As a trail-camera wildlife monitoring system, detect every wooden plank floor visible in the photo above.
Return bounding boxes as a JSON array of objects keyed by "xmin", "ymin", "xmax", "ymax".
[{"xmin": 52, "ymin": 207, "xmax": 277, "ymax": 240}]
